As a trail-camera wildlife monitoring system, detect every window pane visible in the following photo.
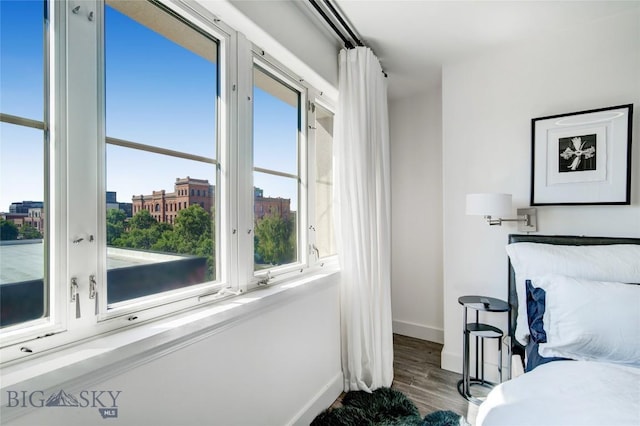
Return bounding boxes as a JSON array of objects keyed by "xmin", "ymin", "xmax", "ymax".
[
  {"xmin": 252, "ymin": 67, "xmax": 300, "ymax": 272},
  {"xmin": 105, "ymin": 1, "xmax": 217, "ymax": 159},
  {"xmin": 314, "ymin": 104, "xmax": 335, "ymax": 258},
  {"xmin": 0, "ymin": 124, "xmax": 47, "ymax": 328},
  {"xmin": 253, "ymin": 67, "xmax": 299, "ymax": 175},
  {"xmin": 0, "ymin": 0, "xmax": 44, "ymax": 121},
  {"xmin": 106, "ymin": 147, "xmax": 216, "ymax": 305},
  {"xmin": 105, "ymin": 1, "xmax": 218, "ymax": 306},
  {"xmin": 253, "ymin": 173, "xmax": 298, "ymax": 270},
  {"xmin": 0, "ymin": 0, "xmax": 48, "ymax": 329}
]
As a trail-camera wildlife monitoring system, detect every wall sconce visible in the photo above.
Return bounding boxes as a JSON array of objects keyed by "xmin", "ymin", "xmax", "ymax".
[{"xmin": 466, "ymin": 193, "xmax": 537, "ymax": 232}]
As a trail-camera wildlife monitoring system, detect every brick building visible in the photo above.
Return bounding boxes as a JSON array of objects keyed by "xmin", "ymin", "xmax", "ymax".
[
  {"xmin": 254, "ymin": 187, "xmax": 291, "ymax": 220},
  {"xmin": 131, "ymin": 178, "xmax": 291, "ymax": 225},
  {"xmin": 3, "ymin": 201, "xmax": 45, "ymax": 238},
  {"xmin": 132, "ymin": 177, "xmax": 215, "ymax": 224},
  {"xmin": 2, "ymin": 213, "xmax": 26, "ymax": 228},
  {"xmin": 24, "ymin": 208, "xmax": 45, "ymax": 235}
]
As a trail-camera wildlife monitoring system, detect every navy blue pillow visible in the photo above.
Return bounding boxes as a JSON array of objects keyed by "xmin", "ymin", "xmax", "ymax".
[
  {"xmin": 524, "ymin": 279, "xmax": 571, "ymax": 371},
  {"xmin": 525, "ymin": 341, "xmax": 569, "ymax": 372},
  {"xmin": 525, "ymin": 279, "xmax": 547, "ymax": 343}
]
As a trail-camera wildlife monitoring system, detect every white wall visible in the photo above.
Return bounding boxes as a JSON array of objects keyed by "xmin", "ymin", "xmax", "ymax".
[
  {"xmin": 228, "ymin": 0, "xmax": 339, "ymax": 89},
  {"xmin": 202, "ymin": 0, "xmax": 339, "ymax": 100},
  {"xmin": 440, "ymin": 9, "xmax": 640, "ymax": 374},
  {"xmin": 4, "ymin": 276, "xmax": 342, "ymax": 426},
  {"xmin": 389, "ymin": 87, "xmax": 444, "ymax": 343}
]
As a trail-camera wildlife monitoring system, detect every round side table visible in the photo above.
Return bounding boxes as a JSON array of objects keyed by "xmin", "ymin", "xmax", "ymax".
[{"xmin": 456, "ymin": 295, "xmax": 510, "ymax": 405}]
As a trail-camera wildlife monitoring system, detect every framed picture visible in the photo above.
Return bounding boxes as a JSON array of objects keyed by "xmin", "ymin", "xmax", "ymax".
[{"xmin": 531, "ymin": 104, "xmax": 633, "ymax": 206}]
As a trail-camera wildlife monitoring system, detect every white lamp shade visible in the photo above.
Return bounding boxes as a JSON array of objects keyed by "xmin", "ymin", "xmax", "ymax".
[{"xmin": 466, "ymin": 193, "xmax": 512, "ymax": 216}]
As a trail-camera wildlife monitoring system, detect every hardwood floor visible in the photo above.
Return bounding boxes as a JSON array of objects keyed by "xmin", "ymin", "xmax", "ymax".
[
  {"xmin": 391, "ymin": 334, "xmax": 471, "ymax": 419},
  {"xmin": 330, "ymin": 334, "xmax": 479, "ymax": 423}
]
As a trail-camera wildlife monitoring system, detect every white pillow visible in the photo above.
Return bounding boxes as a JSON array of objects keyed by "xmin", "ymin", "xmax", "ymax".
[
  {"xmin": 505, "ymin": 242, "xmax": 640, "ymax": 345},
  {"xmin": 529, "ymin": 274, "xmax": 640, "ymax": 366}
]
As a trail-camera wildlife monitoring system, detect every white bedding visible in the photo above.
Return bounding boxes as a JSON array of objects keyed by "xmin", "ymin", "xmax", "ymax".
[{"xmin": 476, "ymin": 360, "xmax": 640, "ymax": 426}]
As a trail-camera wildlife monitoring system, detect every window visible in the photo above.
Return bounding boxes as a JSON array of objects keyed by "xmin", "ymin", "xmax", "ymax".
[
  {"xmin": 105, "ymin": 0, "xmax": 219, "ymax": 308},
  {"xmin": 0, "ymin": 0, "xmax": 48, "ymax": 329},
  {"xmin": 0, "ymin": 0, "xmax": 335, "ymax": 362},
  {"xmin": 313, "ymin": 103, "xmax": 335, "ymax": 258},
  {"xmin": 252, "ymin": 65, "xmax": 302, "ymax": 273}
]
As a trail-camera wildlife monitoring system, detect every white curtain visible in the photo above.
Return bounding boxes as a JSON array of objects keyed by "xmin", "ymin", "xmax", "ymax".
[{"xmin": 334, "ymin": 47, "xmax": 393, "ymax": 392}]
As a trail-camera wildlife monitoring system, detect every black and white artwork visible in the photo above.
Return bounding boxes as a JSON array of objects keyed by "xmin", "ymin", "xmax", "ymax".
[
  {"xmin": 558, "ymin": 134, "xmax": 596, "ymax": 173},
  {"xmin": 531, "ymin": 104, "xmax": 633, "ymax": 205}
]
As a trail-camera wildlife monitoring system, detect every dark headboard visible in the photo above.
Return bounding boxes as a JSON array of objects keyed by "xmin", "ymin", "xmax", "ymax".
[{"xmin": 507, "ymin": 234, "xmax": 640, "ymax": 359}]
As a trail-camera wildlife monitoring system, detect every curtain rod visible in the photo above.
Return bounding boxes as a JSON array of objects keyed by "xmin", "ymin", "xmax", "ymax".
[
  {"xmin": 307, "ymin": 0, "xmax": 387, "ymax": 77},
  {"xmin": 323, "ymin": 0, "xmax": 363, "ymax": 48},
  {"xmin": 308, "ymin": 0, "xmax": 363, "ymax": 50}
]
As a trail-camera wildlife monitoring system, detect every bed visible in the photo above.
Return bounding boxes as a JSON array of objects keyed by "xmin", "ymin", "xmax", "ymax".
[{"xmin": 476, "ymin": 234, "xmax": 640, "ymax": 426}]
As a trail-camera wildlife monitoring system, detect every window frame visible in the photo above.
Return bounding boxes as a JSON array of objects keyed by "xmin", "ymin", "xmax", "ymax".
[
  {"xmin": 96, "ymin": 0, "xmax": 231, "ymax": 322},
  {"xmin": 246, "ymin": 51, "xmax": 309, "ymax": 287},
  {"xmin": 0, "ymin": 0, "xmax": 68, "ymax": 350},
  {"xmin": 307, "ymin": 93, "xmax": 337, "ymax": 263}
]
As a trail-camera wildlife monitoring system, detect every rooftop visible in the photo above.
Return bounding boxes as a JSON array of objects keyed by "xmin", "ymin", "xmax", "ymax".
[{"xmin": 0, "ymin": 240, "xmax": 184, "ymax": 285}]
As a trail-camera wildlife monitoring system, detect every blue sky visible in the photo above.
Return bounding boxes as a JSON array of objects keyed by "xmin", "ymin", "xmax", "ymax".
[
  {"xmin": 0, "ymin": 0, "xmax": 44, "ymax": 213},
  {"xmin": 1, "ymin": 1, "xmax": 299, "ymax": 212},
  {"xmin": 0, "ymin": 0, "xmax": 43, "ymax": 121}
]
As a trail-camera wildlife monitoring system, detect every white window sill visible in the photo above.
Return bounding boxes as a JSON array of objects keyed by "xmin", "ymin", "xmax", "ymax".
[{"xmin": 0, "ymin": 264, "xmax": 340, "ymax": 396}]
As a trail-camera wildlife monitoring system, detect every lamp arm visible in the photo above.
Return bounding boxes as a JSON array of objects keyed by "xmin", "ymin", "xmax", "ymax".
[
  {"xmin": 477, "ymin": 207, "xmax": 537, "ymax": 232},
  {"xmin": 484, "ymin": 214, "xmax": 531, "ymax": 226},
  {"xmin": 483, "ymin": 215, "xmax": 503, "ymax": 226}
]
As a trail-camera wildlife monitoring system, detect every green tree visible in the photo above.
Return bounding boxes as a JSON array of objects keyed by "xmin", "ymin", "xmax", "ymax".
[
  {"xmin": 19, "ymin": 225, "xmax": 43, "ymax": 240},
  {"xmin": 111, "ymin": 205, "xmax": 215, "ymax": 279},
  {"xmin": 0, "ymin": 219, "xmax": 19, "ymax": 241},
  {"xmin": 254, "ymin": 213, "xmax": 295, "ymax": 265},
  {"xmin": 106, "ymin": 209, "xmax": 126, "ymax": 245},
  {"xmin": 173, "ymin": 204, "xmax": 212, "ymax": 251},
  {"xmin": 194, "ymin": 235, "xmax": 214, "ymax": 280},
  {"xmin": 113, "ymin": 227, "xmax": 163, "ymax": 250},
  {"xmin": 129, "ymin": 209, "xmax": 157, "ymax": 230},
  {"xmin": 153, "ymin": 205, "xmax": 215, "ymax": 279},
  {"xmin": 112, "ymin": 209, "xmax": 164, "ymax": 249}
]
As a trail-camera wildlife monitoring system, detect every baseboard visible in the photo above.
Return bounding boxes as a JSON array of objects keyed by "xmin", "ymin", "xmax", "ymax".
[
  {"xmin": 288, "ymin": 372, "xmax": 343, "ymax": 426},
  {"xmin": 392, "ymin": 320, "xmax": 444, "ymax": 344}
]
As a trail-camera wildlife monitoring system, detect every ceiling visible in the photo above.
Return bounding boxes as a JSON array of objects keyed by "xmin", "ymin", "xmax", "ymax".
[{"xmin": 333, "ymin": 1, "xmax": 640, "ymax": 101}]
